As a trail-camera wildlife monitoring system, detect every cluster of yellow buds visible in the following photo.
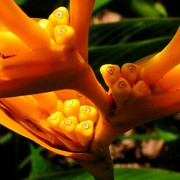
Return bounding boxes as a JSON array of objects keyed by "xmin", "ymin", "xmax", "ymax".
[
  {"xmin": 38, "ymin": 7, "xmax": 75, "ymax": 47},
  {"xmin": 1, "ymin": 89, "xmax": 99, "ymax": 152}
]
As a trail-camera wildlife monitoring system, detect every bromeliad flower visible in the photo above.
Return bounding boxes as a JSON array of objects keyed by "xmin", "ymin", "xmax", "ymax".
[{"xmin": 0, "ymin": 0, "xmax": 179, "ymax": 179}]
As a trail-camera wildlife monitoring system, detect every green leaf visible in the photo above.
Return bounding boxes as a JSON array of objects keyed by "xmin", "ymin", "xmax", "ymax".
[
  {"xmin": 89, "ymin": 36, "xmax": 171, "ymax": 68},
  {"xmin": 0, "ymin": 132, "xmax": 13, "ymax": 145},
  {"xmin": 131, "ymin": 0, "xmax": 168, "ymax": 17},
  {"xmin": 15, "ymin": 0, "xmax": 28, "ymax": 5},
  {"xmin": 114, "ymin": 168, "xmax": 180, "ymax": 179},
  {"xmin": 118, "ymin": 134, "xmax": 160, "ymax": 141},
  {"xmin": 93, "ymin": 0, "xmax": 111, "ymax": 13},
  {"xmin": 154, "ymin": 119, "xmax": 180, "ymax": 142},
  {"xmin": 24, "ymin": 169, "xmax": 94, "ymax": 180},
  {"xmin": 28, "ymin": 144, "xmax": 60, "ymax": 178},
  {"xmin": 23, "ymin": 167, "xmax": 180, "ymax": 180},
  {"xmin": 89, "ymin": 18, "xmax": 180, "ymax": 46}
]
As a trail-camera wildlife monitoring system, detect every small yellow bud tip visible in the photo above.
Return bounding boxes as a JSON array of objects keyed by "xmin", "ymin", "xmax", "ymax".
[
  {"xmin": 54, "ymin": 25, "xmax": 75, "ymax": 46},
  {"xmin": 75, "ymin": 120, "xmax": 94, "ymax": 147},
  {"xmin": 60, "ymin": 116, "xmax": 79, "ymax": 144},
  {"xmin": 79, "ymin": 105, "xmax": 98, "ymax": 123},
  {"xmin": 133, "ymin": 80, "xmax": 151, "ymax": 97},
  {"xmin": 47, "ymin": 111, "xmax": 65, "ymax": 130},
  {"xmin": 48, "ymin": 7, "xmax": 69, "ymax": 26},
  {"xmin": 121, "ymin": 63, "xmax": 139, "ymax": 85},
  {"xmin": 112, "ymin": 78, "xmax": 132, "ymax": 104},
  {"xmin": 100, "ymin": 64, "xmax": 121, "ymax": 88},
  {"xmin": 64, "ymin": 99, "xmax": 80, "ymax": 118}
]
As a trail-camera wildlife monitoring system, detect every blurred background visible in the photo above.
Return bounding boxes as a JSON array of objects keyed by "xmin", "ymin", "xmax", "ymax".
[{"xmin": 1, "ymin": 0, "xmax": 180, "ymax": 179}]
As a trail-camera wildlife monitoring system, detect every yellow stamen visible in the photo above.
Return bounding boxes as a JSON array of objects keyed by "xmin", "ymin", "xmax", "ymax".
[
  {"xmin": 75, "ymin": 120, "xmax": 94, "ymax": 147},
  {"xmin": 0, "ymin": 0, "xmax": 50, "ymax": 49},
  {"xmin": 79, "ymin": 105, "xmax": 98, "ymax": 123},
  {"xmin": 48, "ymin": 7, "xmax": 69, "ymax": 26},
  {"xmin": 63, "ymin": 99, "xmax": 80, "ymax": 118}
]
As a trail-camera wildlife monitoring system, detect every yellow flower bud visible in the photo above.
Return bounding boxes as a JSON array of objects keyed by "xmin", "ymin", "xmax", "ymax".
[
  {"xmin": 79, "ymin": 105, "xmax": 98, "ymax": 123},
  {"xmin": 54, "ymin": 25, "xmax": 75, "ymax": 46},
  {"xmin": 47, "ymin": 111, "xmax": 65, "ymax": 131},
  {"xmin": 121, "ymin": 63, "xmax": 139, "ymax": 85},
  {"xmin": 133, "ymin": 80, "xmax": 151, "ymax": 97},
  {"xmin": 63, "ymin": 99, "xmax": 80, "ymax": 118},
  {"xmin": 100, "ymin": 64, "xmax": 121, "ymax": 88},
  {"xmin": 112, "ymin": 78, "xmax": 132, "ymax": 104},
  {"xmin": 48, "ymin": 7, "xmax": 69, "ymax": 26},
  {"xmin": 75, "ymin": 120, "xmax": 94, "ymax": 147},
  {"xmin": 60, "ymin": 116, "xmax": 79, "ymax": 143}
]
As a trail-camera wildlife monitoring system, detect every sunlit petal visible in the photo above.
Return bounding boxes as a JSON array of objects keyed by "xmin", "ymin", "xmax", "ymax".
[
  {"xmin": 154, "ymin": 64, "xmax": 180, "ymax": 92},
  {"xmin": 140, "ymin": 27, "xmax": 180, "ymax": 84},
  {"xmin": 70, "ymin": 0, "xmax": 95, "ymax": 60},
  {"xmin": 0, "ymin": 108, "xmax": 94, "ymax": 161},
  {"xmin": 0, "ymin": 0, "xmax": 50, "ymax": 49}
]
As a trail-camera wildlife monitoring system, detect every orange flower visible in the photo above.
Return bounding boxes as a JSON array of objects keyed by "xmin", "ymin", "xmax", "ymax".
[{"xmin": 0, "ymin": 0, "xmax": 179, "ymax": 179}]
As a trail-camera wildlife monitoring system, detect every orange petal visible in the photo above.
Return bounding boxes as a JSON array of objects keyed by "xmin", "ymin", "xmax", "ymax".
[
  {"xmin": 0, "ymin": 46, "xmax": 85, "ymax": 97},
  {"xmin": 154, "ymin": 64, "xmax": 180, "ymax": 92},
  {"xmin": 140, "ymin": 27, "xmax": 180, "ymax": 84},
  {"xmin": 70, "ymin": 0, "xmax": 95, "ymax": 60},
  {"xmin": 0, "ymin": 31, "xmax": 30, "ymax": 57},
  {"xmin": 0, "ymin": 109, "xmax": 94, "ymax": 161},
  {"xmin": 1, "ymin": 96, "xmax": 43, "ymax": 121},
  {"xmin": 32, "ymin": 92, "xmax": 58, "ymax": 113},
  {"xmin": 0, "ymin": 0, "xmax": 50, "ymax": 49}
]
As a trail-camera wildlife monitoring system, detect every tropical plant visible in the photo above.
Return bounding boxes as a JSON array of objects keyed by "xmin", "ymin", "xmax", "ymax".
[{"xmin": 0, "ymin": 0, "xmax": 179, "ymax": 180}]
